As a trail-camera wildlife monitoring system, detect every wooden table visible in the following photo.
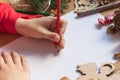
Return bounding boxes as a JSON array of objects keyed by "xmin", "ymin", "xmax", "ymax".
[{"xmin": 0, "ymin": 0, "xmax": 118, "ymax": 47}]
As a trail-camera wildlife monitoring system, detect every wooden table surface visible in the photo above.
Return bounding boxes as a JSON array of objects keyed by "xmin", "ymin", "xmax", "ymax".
[{"xmin": 0, "ymin": 0, "xmax": 118, "ymax": 47}]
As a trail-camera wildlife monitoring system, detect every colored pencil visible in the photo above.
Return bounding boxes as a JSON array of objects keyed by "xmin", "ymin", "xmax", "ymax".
[
  {"xmin": 57, "ymin": 0, "xmax": 61, "ymax": 34},
  {"xmin": 56, "ymin": 0, "xmax": 61, "ymax": 46}
]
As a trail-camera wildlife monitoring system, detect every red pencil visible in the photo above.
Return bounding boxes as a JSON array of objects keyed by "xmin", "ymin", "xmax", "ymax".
[
  {"xmin": 54, "ymin": 0, "xmax": 61, "ymax": 52},
  {"xmin": 57, "ymin": 0, "xmax": 60, "ymax": 34},
  {"xmin": 56, "ymin": 0, "xmax": 61, "ymax": 45}
]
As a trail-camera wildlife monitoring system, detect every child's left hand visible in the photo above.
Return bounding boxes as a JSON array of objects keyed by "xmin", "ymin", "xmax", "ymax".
[{"xmin": 15, "ymin": 16, "xmax": 67, "ymax": 50}]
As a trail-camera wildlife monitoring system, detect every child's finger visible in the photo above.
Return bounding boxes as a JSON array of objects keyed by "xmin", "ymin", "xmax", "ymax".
[
  {"xmin": 59, "ymin": 35, "xmax": 65, "ymax": 49},
  {"xmin": 42, "ymin": 29, "xmax": 60, "ymax": 42}
]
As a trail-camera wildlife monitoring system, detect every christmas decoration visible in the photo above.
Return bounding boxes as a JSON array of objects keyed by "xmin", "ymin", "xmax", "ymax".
[
  {"xmin": 10, "ymin": 0, "xmax": 70, "ymax": 16},
  {"xmin": 107, "ymin": 8, "xmax": 120, "ymax": 34}
]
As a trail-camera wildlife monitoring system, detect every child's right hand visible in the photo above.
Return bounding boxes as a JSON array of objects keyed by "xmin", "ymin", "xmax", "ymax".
[{"xmin": 15, "ymin": 16, "xmax": 67, "ymax": 50}]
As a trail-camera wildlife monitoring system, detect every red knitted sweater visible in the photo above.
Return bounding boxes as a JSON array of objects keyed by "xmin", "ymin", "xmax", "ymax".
[{"xmin": 0, "ymin": 3, "xmax": 44, "ymax": 34}]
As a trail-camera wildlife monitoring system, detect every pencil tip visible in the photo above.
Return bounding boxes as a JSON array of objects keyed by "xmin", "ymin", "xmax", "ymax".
[{"xmin": 56, "ymin": 45, "xmax": 61, "ymax": 53}]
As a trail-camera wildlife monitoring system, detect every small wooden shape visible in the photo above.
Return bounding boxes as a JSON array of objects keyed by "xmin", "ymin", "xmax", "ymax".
[
  {"xmin": 100, "ymin": 62, "xmax": 115, "ymax": 76},
  {"xmin": 77, "ymin": 63, "xmax": 97, "ymax": 75},
  {"xmin": 60, "ymin": 76, "xmax": 70, "ymax": 80},
  {"xmin": 114, "ymin": 52, "xmax": 120, "ymax": 59}
]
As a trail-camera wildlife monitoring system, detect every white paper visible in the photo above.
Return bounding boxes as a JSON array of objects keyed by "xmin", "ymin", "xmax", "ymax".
[{"xmin": 0, "ymin": 11, "xmax": 120, "ymax": 80}]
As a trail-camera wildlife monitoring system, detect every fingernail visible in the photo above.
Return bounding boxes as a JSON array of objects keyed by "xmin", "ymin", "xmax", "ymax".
[{"xmin": 54, "ymin": 36, "xmax": 59, "ymax": 42}]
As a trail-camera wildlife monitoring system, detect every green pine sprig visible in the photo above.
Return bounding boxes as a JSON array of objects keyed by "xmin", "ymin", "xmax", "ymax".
[{"xmin": 27, "ymin": 0, "xmax": 69, "ymax": 13}]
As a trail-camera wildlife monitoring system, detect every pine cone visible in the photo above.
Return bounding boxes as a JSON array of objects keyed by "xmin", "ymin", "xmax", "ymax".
[
  {"xmin": 107, "ymin": 25, "xmax": 118, "ymax": 34},
  {"xmin": 107, "ymin": 9, "xmax": 120, "ymax": 34},
  {"xmin": 113, "ymin": 9, "xmax": 120, "ymax": 30}
]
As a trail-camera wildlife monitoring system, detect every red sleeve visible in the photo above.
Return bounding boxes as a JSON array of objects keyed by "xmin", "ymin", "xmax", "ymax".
[{"xmin": 0, "ymin": 3, "xmax": 44, "ymax": 35}]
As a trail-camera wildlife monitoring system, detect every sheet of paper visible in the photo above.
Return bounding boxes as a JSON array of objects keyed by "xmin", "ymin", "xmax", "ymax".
[{"xmin": 0, "ymin": 11, "xmax": 120, "ymax": 80}]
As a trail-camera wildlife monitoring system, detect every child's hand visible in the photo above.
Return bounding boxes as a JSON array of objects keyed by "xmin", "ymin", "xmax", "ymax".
[{"xmin": 15, "ymin": 16, "xmax": 67, "ymax": 50}]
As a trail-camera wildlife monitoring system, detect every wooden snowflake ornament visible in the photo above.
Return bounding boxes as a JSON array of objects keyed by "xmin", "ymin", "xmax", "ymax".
[{"xmin": 74, "ymin": 0, "xmax": 99, "ymax": 13}]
